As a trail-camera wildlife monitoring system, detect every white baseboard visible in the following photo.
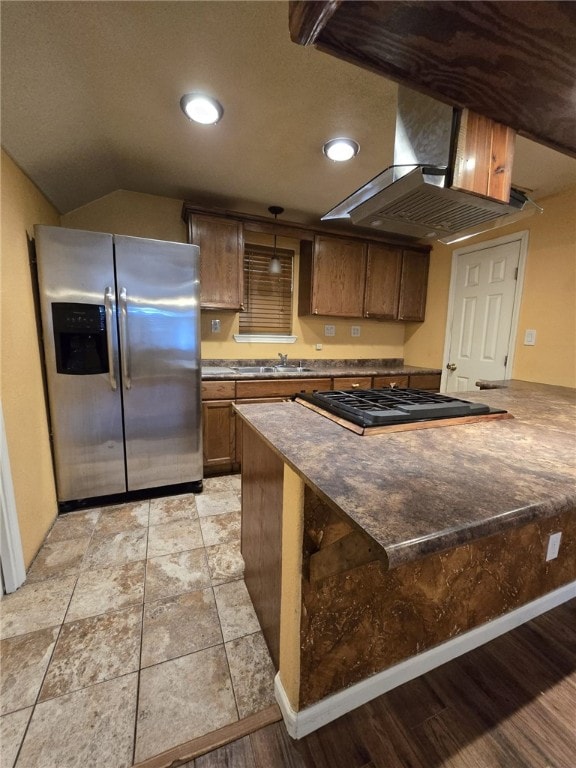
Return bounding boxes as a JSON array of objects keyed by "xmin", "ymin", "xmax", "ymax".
[{"xmin": 275, "ymin": 582, "xmax": 576, "ymax": 739}]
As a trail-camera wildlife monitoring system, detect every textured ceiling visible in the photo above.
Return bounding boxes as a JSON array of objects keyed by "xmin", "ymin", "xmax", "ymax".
[{"xmin": 2, "ymin": 1, "xmax": 575, "ymax": 224}]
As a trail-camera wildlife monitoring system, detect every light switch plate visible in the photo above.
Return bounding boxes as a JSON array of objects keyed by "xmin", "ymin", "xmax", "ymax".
[
  {"xmin": 351, "ymin": 325, "xmax": 361, "ymax": 337},
  {"xmin": 324, "ymin": 325, "xmax": 336, "ymax": 337},
  {"xmin": 211, "ymin": 319, "xmax": 221, "ymax": 333},
  {"xmin": 524, "ymin": 329, "xmax": 536, "ymax": 345}
]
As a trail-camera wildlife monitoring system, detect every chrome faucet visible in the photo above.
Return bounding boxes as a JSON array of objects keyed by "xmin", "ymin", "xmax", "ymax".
[{"xmin": 278, "ymin": 352, "xmax": 288, "ymax": 366}]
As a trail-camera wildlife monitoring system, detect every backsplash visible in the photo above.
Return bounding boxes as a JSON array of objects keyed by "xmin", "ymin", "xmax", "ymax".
[{"xmin": 202, "ymin": 358, "xmax": 405, "ymax": 369}]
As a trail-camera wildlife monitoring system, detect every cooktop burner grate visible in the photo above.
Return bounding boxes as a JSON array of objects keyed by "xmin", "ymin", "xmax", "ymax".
[{"xmin": 296, "ymin": 387, "xmax": 507, "ymax": 428}]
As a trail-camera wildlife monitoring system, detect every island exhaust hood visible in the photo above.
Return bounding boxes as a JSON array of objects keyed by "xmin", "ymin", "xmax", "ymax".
[{"xmin": 322, "ymin": 88, "xmax": 540, "ymax": 244}]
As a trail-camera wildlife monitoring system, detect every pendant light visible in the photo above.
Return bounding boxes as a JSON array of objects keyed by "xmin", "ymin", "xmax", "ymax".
[{"xmin": 268, "ymin": 206, "xmax": 284, "ymax": 275}]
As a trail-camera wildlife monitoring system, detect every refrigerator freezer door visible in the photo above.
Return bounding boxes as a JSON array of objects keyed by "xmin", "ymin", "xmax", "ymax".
[
  {"xmin": 34, "ymin": 225, "xmax": 126, "ymax": 501},
  {"xmin": 114, "ymin": 236, "xmax": 202, "ymax": 490}
]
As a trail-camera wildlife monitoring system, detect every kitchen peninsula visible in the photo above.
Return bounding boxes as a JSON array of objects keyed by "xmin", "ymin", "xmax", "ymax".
[{"xmin": 234, "ymin": 381, "xmax": 576, "ymax": 737}]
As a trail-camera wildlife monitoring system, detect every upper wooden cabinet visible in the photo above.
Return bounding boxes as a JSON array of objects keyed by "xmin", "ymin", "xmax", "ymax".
[
  {"xmin": 190, "ymin": 214, "xmax": 244, "ymax": 310},
  {"xmin": 364, "ymin": 243, "xmax": 403, "ymax": 320},
  {"xmin": 398, "ymin": 250, "xmax": 429, "ymax": 322},
  {"xmin": 300, "ymin": 235, "xmax": 429, "ymax": 321},
  {"xmin": 299, "ymin": 236, "xmax": 367, "ymax": 317},
  {"xmin": 181, "ymin": 204, "xmax": 430, "ymax": 321}
]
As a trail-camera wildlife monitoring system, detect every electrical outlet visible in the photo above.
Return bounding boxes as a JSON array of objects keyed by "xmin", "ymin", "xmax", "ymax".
[
  {"xmin": 524, "ymin": 329, "xmax": 537, "ymax": 345},
  {"xmin": 315, "ymin": 343, "xmax": 323, "ymax": 351},
  {"xmin": 351, "ymin": 325, "xmax": 361, "ymax": 337},
  {"xmin": 546, "ymin": 532, "xmax": 562, "ymax": 561},
  {"xmin": 211, "ymin": 319, "xmax": 221, "ymax": 333},
  {"xmin": 324, "ymin": 324, "xmax": 336, "ymax": 337}
]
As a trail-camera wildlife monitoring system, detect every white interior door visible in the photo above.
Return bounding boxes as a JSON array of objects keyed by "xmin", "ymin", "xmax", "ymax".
[{"xmin": 442, "ymin": 233, "xmax": 527, "ymax": 392}]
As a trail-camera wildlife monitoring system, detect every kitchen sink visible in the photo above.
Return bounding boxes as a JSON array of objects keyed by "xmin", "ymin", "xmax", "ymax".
[
  {"xmin": 274, "ymin": 366, "xmax": 314, "ymax": 372},
  {"xmin": 231, "ymin": 366, "xmax": 277, "ymax": 373},
  {"xmin": 231, "ymin": 365, "xmax": 315, "ymax": 374}
]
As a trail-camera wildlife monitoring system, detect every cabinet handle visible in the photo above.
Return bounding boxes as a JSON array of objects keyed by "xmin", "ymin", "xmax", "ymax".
[
  {"xmin": 313, "ymin": 308, "xmax": 318, "ymax": 314},
  {"xmin": 351, "ymin": 383, "xmax": 360, "ymax": 388}
]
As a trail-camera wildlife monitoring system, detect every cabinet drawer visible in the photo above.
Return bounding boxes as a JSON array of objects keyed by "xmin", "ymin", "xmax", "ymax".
[
  {"xmin": 408, "ymin": 374, "xmax": 441, "ymax": 391},
  {"xmin": 202, "ymin": 380, "xmax": 236, "ymax": 400},
  {"xmin": 333, "ymin": 376, "xmax": 373, "ymax": 390},
  {"xmin": 372, "ymin": 375, "xmax": 409, "ymax": 389},
  {"xmin": 236, "ymin": 378, "xmax": 331, "ymax": 399}
]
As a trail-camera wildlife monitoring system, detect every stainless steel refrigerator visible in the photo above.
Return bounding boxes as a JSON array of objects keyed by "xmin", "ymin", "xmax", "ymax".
[{"xmin": 35, "ymin": 225, "xmax": 202, "ymax": 508}]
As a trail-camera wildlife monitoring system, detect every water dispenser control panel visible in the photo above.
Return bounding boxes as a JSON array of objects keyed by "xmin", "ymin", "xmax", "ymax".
[{"xmin": 51, "ymin": 302, "xmax": 109, "ymax": 375}]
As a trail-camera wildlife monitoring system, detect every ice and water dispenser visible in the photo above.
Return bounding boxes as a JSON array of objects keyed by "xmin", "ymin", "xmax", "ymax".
[{"xmin": 51, "ymin": 302, "xmax": 109, "ymax": 375}]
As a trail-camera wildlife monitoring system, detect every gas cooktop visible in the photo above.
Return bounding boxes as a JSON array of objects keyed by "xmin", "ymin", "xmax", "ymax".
[{"xmin": 295, "ymin": 387, "xmax": 508, "ymax": 429}]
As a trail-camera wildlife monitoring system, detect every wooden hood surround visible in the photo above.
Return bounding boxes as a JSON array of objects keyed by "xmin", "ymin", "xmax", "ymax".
[{"xmin": 289, "ymin": 1, "xmax": 576, "ymax": 159}]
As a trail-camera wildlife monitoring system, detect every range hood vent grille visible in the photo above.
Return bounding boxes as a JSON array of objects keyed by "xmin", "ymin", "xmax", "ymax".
[
  {"xmin": 352, "ymin": 176, "xmax": 518, "ymax": 238},
  {"xmin": 323, "ymin": 88, "xmax": 539, "ymax": 243}
]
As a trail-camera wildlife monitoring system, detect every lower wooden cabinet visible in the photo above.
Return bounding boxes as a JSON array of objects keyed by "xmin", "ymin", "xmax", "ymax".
[
  {"xmin": 202, "ymin": 380, "xmax": 238, "ymax": 475},
  {"xmin": 202, "ymin": 400, "xmax": 237, "ymax": 475},
  {"xmin": 408, "ymin": 373, "xmax": 441, "ymax": 391}
]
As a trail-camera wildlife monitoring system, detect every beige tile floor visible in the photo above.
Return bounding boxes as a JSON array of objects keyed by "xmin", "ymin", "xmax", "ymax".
[{"xmin": 0, "ymin": 475, "xmax": 276, "ymax": 768}]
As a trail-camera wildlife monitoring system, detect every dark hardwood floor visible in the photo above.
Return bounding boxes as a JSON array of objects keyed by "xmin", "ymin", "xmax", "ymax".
[{"xmin": 189, "ymin": 599, "xmax": 576, "ymax": 768}]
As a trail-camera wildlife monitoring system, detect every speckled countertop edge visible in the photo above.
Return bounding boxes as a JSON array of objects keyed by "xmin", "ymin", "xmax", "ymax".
[
  {"xmin": 202, "ymin": 358, "xmax": 441, "ymax": 379},
  {"xmin": 234, "ymin": 381, "xmax": 576, "ymax": 570}
]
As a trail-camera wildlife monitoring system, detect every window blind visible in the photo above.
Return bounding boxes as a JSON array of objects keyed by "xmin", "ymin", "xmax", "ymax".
[{"xmin": 240, "ymin": 245, "xmax": 293, "ymax": 335}]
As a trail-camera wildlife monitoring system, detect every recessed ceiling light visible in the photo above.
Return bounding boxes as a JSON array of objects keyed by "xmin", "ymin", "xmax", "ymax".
[
  {"xmin": 180, "ymin": 93, "xmax": 224, "ymax": 125},
  {"xmin": 323, "ymin": 138, "xmax": 360, "ymax": 162}
]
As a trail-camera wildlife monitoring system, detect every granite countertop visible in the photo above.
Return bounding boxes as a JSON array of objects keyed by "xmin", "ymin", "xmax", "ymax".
[
  {"xmin": 234, "ymin": 380, "xmax": 576, "ymax": 570},
  {"xmin": 201, "ymin": 358, "xmax": 441, "ymax": 380}
]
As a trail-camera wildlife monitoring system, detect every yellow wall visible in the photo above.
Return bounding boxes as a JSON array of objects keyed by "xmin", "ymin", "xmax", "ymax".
[
  {"xmin": 1, "ymin": 151, "xmax": 60, "ymax": 566},
  {"xmin": 405, "ymin": 185, "xmax": 576, "ymax": 388},
  {"xmin": 61, "ymin": 189, "xmax": 186, "ymax": 242}
]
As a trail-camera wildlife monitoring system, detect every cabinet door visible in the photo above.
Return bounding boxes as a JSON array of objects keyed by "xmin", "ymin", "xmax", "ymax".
[
  {"xmin": 202, "ymin": 400, "xmax": 236, "ymax": 474},
  {"xmin": 191, "ymin": 215, "xmax": 244, "ymax": 310},
  {"xmin": 398, "ymin": 250, "xmax": 429, "ymax": 322},
  {"xmin": 311, "ymin": 236, "xmax": 366, "ymax": 317},
  {"xmin": 364, "ymin": 244, "xmax": 402, "ymax": 320}
]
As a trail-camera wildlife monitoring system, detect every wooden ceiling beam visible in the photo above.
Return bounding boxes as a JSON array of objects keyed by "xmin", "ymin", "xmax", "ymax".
[{"xmin": 289, "ymin": 1, "xmax": 576, "ymax": 158}]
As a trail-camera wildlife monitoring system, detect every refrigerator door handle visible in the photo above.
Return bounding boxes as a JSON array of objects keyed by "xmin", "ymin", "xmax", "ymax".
[
  {"xmin": 104, "ymin": 286, "xmax": 118, "ymax": 391},
  {"xmin": 119, "ymin": 286, "xmax": 131, "ymax": 390}
]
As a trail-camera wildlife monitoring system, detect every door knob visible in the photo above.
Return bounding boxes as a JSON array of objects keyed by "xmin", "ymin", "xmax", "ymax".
[{"xmin": 446, "ymin": 363, "xmax": 457, "ymax": 371}]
